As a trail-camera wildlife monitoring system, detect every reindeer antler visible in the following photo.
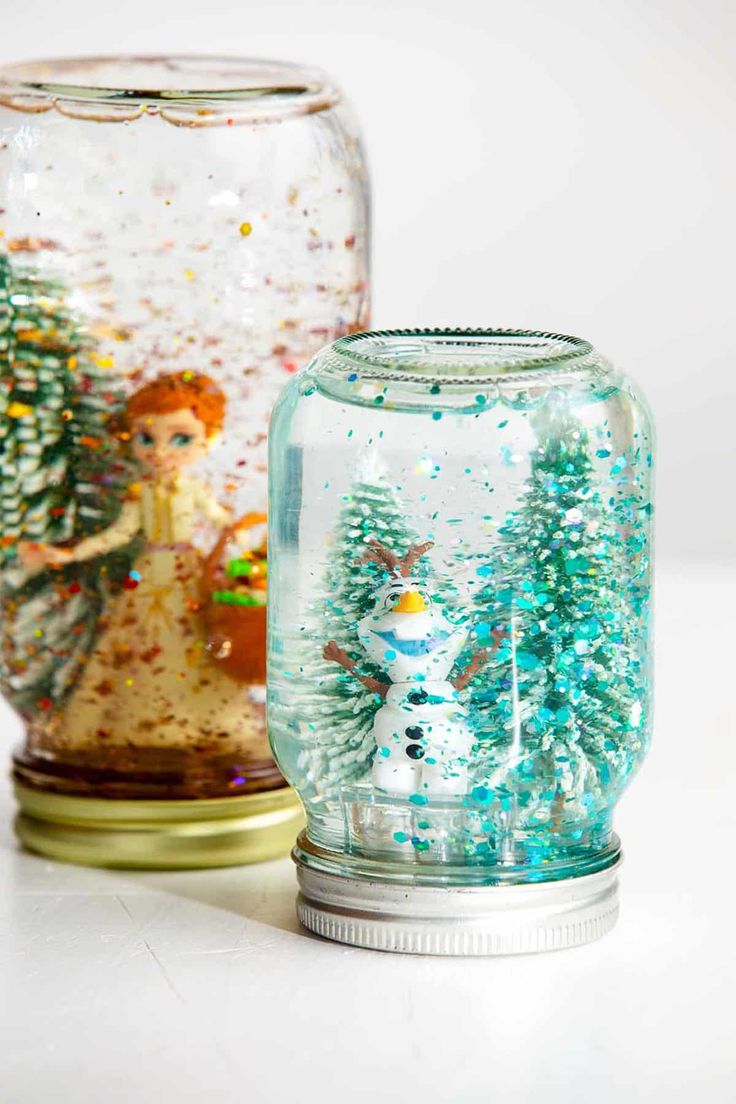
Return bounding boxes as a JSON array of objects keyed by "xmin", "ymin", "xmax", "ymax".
[
  {"xmin": 360, "ymin": 539, "xmax": 401, "ymax": 574},
  {"xmin": 399, "ymin": 541, "xmax": 434, "ymax": 576}
]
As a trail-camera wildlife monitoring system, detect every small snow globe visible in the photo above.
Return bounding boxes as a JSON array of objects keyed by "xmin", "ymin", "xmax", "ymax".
[{"xmin": 268, "ymin": 329, "xmax": 654, "ymax": 955}]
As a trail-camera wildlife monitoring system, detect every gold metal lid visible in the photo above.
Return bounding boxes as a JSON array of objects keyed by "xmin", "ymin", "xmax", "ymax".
[{"xmin": 14, "ymin": 783, "xmax": 304, "ymax": 870}]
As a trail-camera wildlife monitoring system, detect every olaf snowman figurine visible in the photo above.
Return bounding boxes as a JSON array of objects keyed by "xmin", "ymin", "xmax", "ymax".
[{"xmin": 323, "ymin": 539, "xmax": 503, "ymax": 798}]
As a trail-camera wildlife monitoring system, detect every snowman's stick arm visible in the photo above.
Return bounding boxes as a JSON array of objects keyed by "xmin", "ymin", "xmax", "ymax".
[
  {"xmin": 323, "ymin": 641, "xmax": 389, "ymax": 699},
  {"xmin": 451, "ymin": 626, "xmax": 507, "ymax": 691},
  {"xmin": 452, "ymin": 650, "xmax": 488, "ymax": 691}
]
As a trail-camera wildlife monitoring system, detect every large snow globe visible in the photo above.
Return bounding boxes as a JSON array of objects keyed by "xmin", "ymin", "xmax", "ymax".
[
  {"xmin": 0, "ymin": 56, "xmax": 369, "ymax": 867},
  {"xmin": 268, "ymin": 329, "xmax": 654, "ymax": 954}
]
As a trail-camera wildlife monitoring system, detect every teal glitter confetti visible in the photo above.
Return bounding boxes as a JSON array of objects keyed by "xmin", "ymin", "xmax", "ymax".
[{"xmin": 411, "ymin": 839, "xmax": 430, "ymax": 851}]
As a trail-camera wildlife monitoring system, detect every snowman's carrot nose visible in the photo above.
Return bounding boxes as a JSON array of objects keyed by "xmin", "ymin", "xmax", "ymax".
[{"xmin": 393, "ymin": 590, "xmax": 427, "ymax": 614}]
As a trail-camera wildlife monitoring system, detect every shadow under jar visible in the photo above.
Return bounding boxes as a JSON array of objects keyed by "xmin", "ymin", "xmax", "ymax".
[
  {"xmin": 0, "ymin": 55, "xmax": 370, "ymax": 867},
  {"xmin": 268, "ymin": 329, "xmax": 654, "ymax": 954}
]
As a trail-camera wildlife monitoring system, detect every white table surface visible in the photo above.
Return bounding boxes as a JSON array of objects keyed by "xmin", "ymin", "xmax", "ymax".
[{"xmin": 0, "ymin": 564, "xmax": 734, "ymax": 1104}]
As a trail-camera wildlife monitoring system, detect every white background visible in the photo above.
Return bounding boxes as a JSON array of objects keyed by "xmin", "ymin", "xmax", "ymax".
[
  {"xmin": 0, "ymin": 3, "xmax": 734, "ymax": 1102},
  {"xmin": 1, "ymin": 0, "xmax": 735, "ymax": 561}
]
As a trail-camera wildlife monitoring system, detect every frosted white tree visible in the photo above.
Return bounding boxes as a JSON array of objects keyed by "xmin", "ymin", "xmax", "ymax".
[{"xmin": 274, "ymin": 449, "xmax": 436, "ymax": 792}]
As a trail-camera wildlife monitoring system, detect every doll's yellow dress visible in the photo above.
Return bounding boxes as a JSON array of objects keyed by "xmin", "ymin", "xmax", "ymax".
[{"xmin": 49, "ymin": 475, "xmax": 269, "ymax": 757}]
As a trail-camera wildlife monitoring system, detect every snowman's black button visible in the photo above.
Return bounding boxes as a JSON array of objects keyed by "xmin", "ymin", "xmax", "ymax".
[
  {"xmin": 406, "ymin": 743, "xmax": 425, "ymax": 760},
  {"xmin": 407, "ymin": 689, "xmax": 429, "ymax": 705},
  {"xmin": 405, "ymin": 725, "xmax": 424, "ymax": 741}
]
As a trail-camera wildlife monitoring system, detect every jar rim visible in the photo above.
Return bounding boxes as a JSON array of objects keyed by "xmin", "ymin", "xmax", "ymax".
[
  {"xmin": 328, "ymin": 329, "xmax": 598, "ymax": 383},
  {"xmin": 0, "ymin": 55, "xmax": 339, "ymax": 123}
]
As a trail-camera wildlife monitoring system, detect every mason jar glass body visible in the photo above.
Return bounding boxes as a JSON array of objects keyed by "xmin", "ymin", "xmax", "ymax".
[
  {"xmin": 268, "ymin": 330, "xmax": 654, "ymax": 952},
  {"xmin": 0, "ymin": 57, "xmax": 369, "ymax": 864}
]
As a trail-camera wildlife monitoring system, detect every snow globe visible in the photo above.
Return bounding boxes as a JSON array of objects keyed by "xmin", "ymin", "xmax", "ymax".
[
  {"xmin": 0, "ymin": 56, "xmax": 369, "ymax": 867},
  {"xmin": 268, "ymin": 329, "xmax": 654, "ymax": 954}
]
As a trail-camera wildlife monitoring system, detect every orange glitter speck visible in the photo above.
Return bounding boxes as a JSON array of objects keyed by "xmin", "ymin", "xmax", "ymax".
[{"xmin": 239, "ymin": 221, "xmax": 252, "ymax": 237}]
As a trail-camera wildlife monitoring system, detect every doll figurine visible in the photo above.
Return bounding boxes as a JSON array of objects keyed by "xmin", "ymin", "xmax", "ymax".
[{"xmin": 18, "ymin": 372, "xmax": 268, "ymax": 756}]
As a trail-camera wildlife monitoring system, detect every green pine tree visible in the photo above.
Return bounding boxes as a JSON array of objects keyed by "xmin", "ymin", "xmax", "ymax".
[
  {"xmin": 574, "ymin": 436, "xmax": 652, "ymax": 792},
  {"xmin": 440, "ymin": 536, "xmax": 505, "ymax": 791},
  {"xmin": 274, "ymin": 450, "xmax": 437, "ymax": 794},
  {"xmin": 0, "ymin": 253, "xmax": 137, "ymax": 720},
  {"xmin": 467, "ymin": 411, "xmax": 644, "ymax": 827}
]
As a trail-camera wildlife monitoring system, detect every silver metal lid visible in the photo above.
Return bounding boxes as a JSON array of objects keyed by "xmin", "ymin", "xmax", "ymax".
[{"xmin": 295, "ymin": 856, "xmax": 621, "ymax": 956}]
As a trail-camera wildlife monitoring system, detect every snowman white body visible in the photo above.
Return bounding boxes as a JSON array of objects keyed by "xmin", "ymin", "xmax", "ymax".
[{"xmin": 357, "ymin": 577, "xmax": 472, "ymax": 797}]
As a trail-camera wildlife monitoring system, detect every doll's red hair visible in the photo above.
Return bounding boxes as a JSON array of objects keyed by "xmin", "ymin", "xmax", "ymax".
[{"xmin": 126, "ymin": 372, "xmax": 225, "ymax": 437}]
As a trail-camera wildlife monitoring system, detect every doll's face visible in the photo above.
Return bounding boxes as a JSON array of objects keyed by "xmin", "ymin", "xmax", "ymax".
[{"xmin": 131, "ymin": 409, "xmax": 212, "ymax": 475}]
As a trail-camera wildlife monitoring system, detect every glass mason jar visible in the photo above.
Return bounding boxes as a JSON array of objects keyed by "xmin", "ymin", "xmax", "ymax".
[
  {"xmin": 0, "ymin": 56, "xmax": 370, "ymax": 867},
  {"xmin": 268, "ymin": 329, "xmax": 654, "ymax": 954}
]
